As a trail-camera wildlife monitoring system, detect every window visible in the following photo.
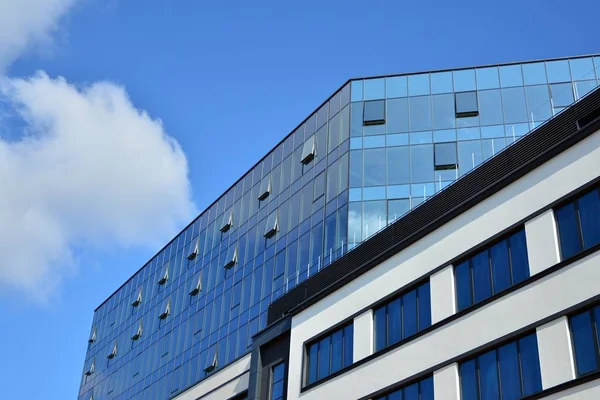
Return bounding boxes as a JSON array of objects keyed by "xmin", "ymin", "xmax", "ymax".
[
  {"xmin": 301, "ymin": 136, "xmax": 316, "ymax": 164},
  {"xmin": 569, "ymin": 305, "xmax": 600, "ymax": 376},
  {"xmin": 158, "ymin": 298, "xmax": 170, "ymax": 319},
  {"xmin": 85, "ymin": 360, "xmax": 95, "ymax": 376},
  {"xmin": 434, "ymin": 142, "xmax": 458, "ymax": 170},
  {"xmin": 374, "ymin": 376, "xmax": 433, "ymax": 400},
  {"xmin": 189, "ymin": 273, "xmax": 202, "ymax": 296},
  {"xmin": 224, "ymin": 245, "xmax": 238, "ymax": 269},
  {"xmin": 187, "ymin": 239, "xmax": 199, "ymax": 260},
  {"xmin": 131, "ymin": 288, "xmax": 142, "ymax": 307},
  {"xmin": 204, "ymin": 345, "xmax": 218, "ymax": 373},
  {"xmin": 157, "ymin": 264, "xmax": 169, "ymax": 285},
  {"xmin": 270, "ymin": 362, "xmax": 285, "ymax": 400},
  {"xmin": 259, "ymin": 175, "xmax": 271, "ymax": 201},
  {"xmin": 107, "ymin": 341, "xmax": 117, "ymax": 359},
  {"xmin": 306, "ymin": 323, "xmax": 353, "ymax": 385},
  {"xmin": 220, "ymin": 209, "xmax": 234, "ymax": 232},
  {"xmin": 264, "ymin": 211, "xmax": 278, "ymax": 239},
  {"xmin": 555, "ymin": 187, "xmax": 600, "ymax": 260},
  {"xmin": 374, "ymin": 281, "xmax": 431, "ymax": 352},
  {"xmin": 363, "ymin": 100, "xmax": 385, "ymax": 125},
  {"xmin": 455, "ymin": 91, "xmax": 479, "ymax": 117},
  {"xmin": 88, "ymin": 327, "xmax": 96, "ymax": 344},
  {"xmin": 459, "ymin": 333, "xmax": 542, "ymax": 399},
  {"xmin": 131, "ymin": 321, "xmax": 142, "ymax": 340},
  {"xmin": 455, "ymin": 228, "xmax": 529, "ymax": 311}
]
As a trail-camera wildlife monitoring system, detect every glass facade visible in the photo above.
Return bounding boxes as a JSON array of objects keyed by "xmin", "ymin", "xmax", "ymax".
[{"xmin": 79, "ymin": 55, "xmax": 600, "ymax": 400}]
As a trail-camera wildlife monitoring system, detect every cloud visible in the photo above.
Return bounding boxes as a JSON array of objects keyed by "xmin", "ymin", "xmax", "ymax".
[
  {"xmin": 0, "ymin": 73, "xmax": 196, "ymax": 300},
  {"xmin": 0, "ymin": 0, "xmax": 80, "ymax": 72}
]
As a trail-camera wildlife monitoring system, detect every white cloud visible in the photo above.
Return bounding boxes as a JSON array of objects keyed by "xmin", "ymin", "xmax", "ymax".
[
  {"xmin": 0, "ymin": 0, "xmax": 80, "ymax": 72},
  {"xmin": 0, "ymin": 73, "xmax": 196, "ymax": 300}
]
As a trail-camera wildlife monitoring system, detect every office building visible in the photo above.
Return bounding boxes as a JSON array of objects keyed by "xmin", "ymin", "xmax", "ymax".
[{"xmin": 79, "ymin": 55, "xmax": 600, "ymax": 400}]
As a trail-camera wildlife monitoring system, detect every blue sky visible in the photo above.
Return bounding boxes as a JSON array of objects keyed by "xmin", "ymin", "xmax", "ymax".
[{"xmin": 0, "ymin": 0, "xmax": 598, "ymax": 399}]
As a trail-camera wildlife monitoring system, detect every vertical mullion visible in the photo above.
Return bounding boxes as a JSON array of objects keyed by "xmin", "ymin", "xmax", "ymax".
[
  {"xmin": 495, "ymin": 349, "xmax": 503, "ymax": 400},
  {"xmin": 469, "ymin": 259, "xmax": 475, "ymax": 307},
  {"xmin": 400, "ymin": 296, "xmax": 404, "ymax": 341},
  {"xmin": 475, "ymin": 356, "xmax": 482, "ymax": 400},
  {"xmin": 575, "ymin": 200, "xmax": 585, "ymax": 252},
  {"xmin": 590, "ymin": 309, "xmax": 600, "ymax": 373},
  {"xmin": 385, "ymin": 304, "xmax": 389, "ymax": 349},
  {"xmin": 516, "ymin": 339, "xmax": 524, "ymax": 397},
  {"xmin": 507, "ymin": 237, "xmax": 515, "ymax": 286},
  {"xmin": 487, "ymin": 248, "xmax": 495, "ymax": 296}
]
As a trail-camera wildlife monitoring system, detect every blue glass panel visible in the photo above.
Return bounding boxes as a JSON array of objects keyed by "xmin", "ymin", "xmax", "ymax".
[
  {"xmin": 576, "ymin": 80, "xmax": 598, "ymax": 99},
  {"xmin": 388, "ymin": 391, "xmax": 402, "ymax": 400},
  {"xmin": 555, "ymin": 202, "xmax": 582, "ymax": 259},
  {"xmin": 388, "ymin": 298, "xmax": 402, "ymax": 346},
  {"xmin": 409, "ymin": 96, "xmax": 432, "ymax": 131},
  {"xmin": 433, "ymin": 94, "xmax": 456, "ymax": 129},
  {"xmin": 386, "ymin": 76, "xmax": 408, "ymax": 98},
  {"xmin": 387, "ymin": 147, "xmax": 410, "ymax": 185},
  {"xmin": 526, "ymin": 85, "xmax": 552, "ymax": 122},
  {"xmin": 523, "ymin": 62, "xmax": 547, "ymax": 85},
  {"xmin": 364, "ymin": 78, "xmax": 385, "ymax": 100},
  {"xmin": 431, "ymin": 71, "xmax": 453, "ymax": 94},
  {"xmin": 519, "ymin": 334, "xmax": 542, "ymax": 396},
  {"xmin": 308, "ymin": 343, "xmax": 318, "ymax": 384},
  {"xmin": 476, "ymin": 67, "xmax": 500, "ymax": 90},
  {"xmin": 403, "ymin": 382, "xmax": 419, "ymax": 400},
  {"xmin": 410, "ymin": 131, "xmax": 432, "ymax": 144},
  {"xmin": 498, "ymin": 341, "xmax": 521, "ymax": 400},
  {"xmin": 343, "ymin": 324, "xmax": 353, "ymax": 367},
  {"xmin": 420, "ymin": 376, "xmax": 434, "ymax": 400},
  {"xmin": 273, "ymin": 362, "xmax": 284, "ymax": 382},
  {"xmin": 459, "ymin": 359, "xmax": 478, "ymax": 400},
  {"xmin": 330, "ymin": 329, "xmax": 343, "ymax": 373},
  {"xmin": 577, "ymin": 189, "xmax": 600, "ymax": 250},
  {"xmin": 490, "ymin": 239, "xmax": 511, "ymax": 293},
  {"xmin": 550, "ymin": 83, "xmax": 575, "ymax": 108},
  {"xmin": 272, "ymin": 381, "xmax": 283, "ymax": 399},
  {"xmin": 403, "ymin": 289, "xmax": 417, "ymax": 338},
  {"xmin": 410, "ymin": 144, "xmax": 434, "ymax": 183},
  {"xmin": 455, "ymin": 260, "xmax": 473, "ymax": 311},
  {"xmin": 454, "ymin": 69, "xmax": 476, "ymax": 91},
  {"xmin": 570, "ymin": 58, "xmax": 596, "ymax": 81},
  {"xmin": 351, "ymin": 81, "xmax": 363, "ymax": 102},
  {"xmin": 479, "ymin": 90, "xmax": 504, "ymax": 126},
  {"xmin": 387, "ymin": 133, "xmax": 409, "ymax": 146},
  {"xmin": 509, "ymin": 229, "xmax": 530, "ymax": 285},
  {"xmin": 546, "ymin": 60, "xmax": 571, "ymax": 83},
  {"xmin": 502, "ymin": 87, "xmax": 528, "ymax": 124},
  {"xmin": 387, "ymin": 98, "xmax": 409, "ymax": 133},
  {"xmin": 499, "ymin": 64, "xmax": 523, "ymax": 88},
  {"xmin": 363, "ymin": 148, "xmax": 386, "ymax": 186},
  {"xmin": 363, "ymin": 135, "xmax": 386, "ymax": 149},
  {"xmin": 571, "ymin": 311, "xmax": 599, "ymax": 375},
  {"xmin": 418, "ymin": 282, "xmax": 431, "ymax": 330},
  {"xmin": 317, "ymin": 337, "xmax": 330, "ymax": 380},
  {"xmin": 479, "ymin": 349, "xmax": 500, "ymax": 400},
  {"xmin": 374, "ymin": 305, "xmax": 387, "ymax": 352},
  {"xmin": 408, "ymin": 73, "xmax": 430, "ymax": 96},
  {"xmin": 433, "ymin": 129, "xmax": 456, "ymax": 142},
  {"xmin": 388, "ymin": 199, "xmax": 410, "ymax": 223},
  {"xmin": 472, "ymin": 251, "xmax": 492, "ymax": 303},
  {"xmin": 458, "ymin": 140, "xmax": 483, "ymax": 176}
]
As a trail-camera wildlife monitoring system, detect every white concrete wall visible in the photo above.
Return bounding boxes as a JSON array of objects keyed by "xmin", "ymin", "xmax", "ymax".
[
  {"xmin": 525, "ymin": 209, "xmax": 561, "ymax": 275},
  {"xmin": 430, "ymin": 265, "xmax": 455, "ymax": 324},
  {"xmin": 537, "ymin": 316, "xmax": 576, "ymax": 389},
  {"xmin": 353, "ymin": 310, "xmax": 373, "ymax": 362},
  {"xmin": 539, "ymin": 378, "xmax": 600, "ymax": 399},
  {"xmin": 173, "ymin": 354, "xmax": 250, "ymax": 400},
  {"xmin": 286, "ymin": 129, "xmax": 600, "ymax": 399},
  {"xmin": 433, "ymin": 363, "xmax": 460, "ymax": 400}
]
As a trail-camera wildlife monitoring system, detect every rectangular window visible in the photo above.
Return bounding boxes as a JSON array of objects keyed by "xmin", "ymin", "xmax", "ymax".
[
  {"xmin": 220, "ymin": 209, "xmax": 233, "ymax": 232},
  {"xmin": 555, "ymin": 187, "xmax": 600, "ymax": 260},
  {"xmin": 434, "ymin": 142, "xmax": 458, "ymax": 170},
  {"xmin": 455, "ymin": 91, "xmax": 479, "ymax": 117},
  {"xmin": 224, "ymin": 245, "xmax": 238, "ymax": 269},
  {"xmin": 374, "ymin": 375, "xmax": 433, "ymax": 400},
  {"xmin": 455, "ymin": 228, "xmax": 529, "ymax": 311},
  {"xmin": 459, "ymin": 333, "xmax": 542, "ymax": 399},
  {"xmin": 258, "ymin": 175, "xmax": 271, "ymax": 201},
  {"xmin": 270, "ymin": 362, "xmax": 285, "ymax": 400},
  {"xmin": 569, "ymin": 305, "xmax": 600, "ymax": 376},
  {"xmin": 264, "ymin": 211, "xmax": 278, "ymax": 239},
  {"xmin": 363, "ymin": 100, "xmax": 385, "ymax": 125},
  {"xmin": 305, "ymin": 323, "xmax": 353, "ymax": 386},
  {"xmin": 301, "ymin": 136, "xmax": 316, "ymax": 165},
  {"xmin": 374, "ymin": 281, "xmax": 431, "ymax": 352}
]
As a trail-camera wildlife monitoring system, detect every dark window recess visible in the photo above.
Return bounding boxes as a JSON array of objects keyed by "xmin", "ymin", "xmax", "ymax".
[
  {"xmin": 131, "ymin": 288, "xmax": 142, "ymax": 307},
  {"xmin": 204, "ymin": 345, "xmax": 218, "ymax": 373},
  {"xmin": 459, "ymin": 333, "xmax": 542, "ymax": 399},
  {"xmin": 131, "ymin": 322, "xmax": 142, "ymax": 340},
  {"xmin": 306, "ymin": 323, "xmax": 353, "ymax": 386},
  {"xmin": 569, "ymin": 304, "xmax": 600, "ymax": 376},
  {"xmin": 363, "ymin": 100, "xmax": 386, "ymax": 125},
  {"xmin": 224, "ymin": 245, "xmax": 238, "ymax": 269},
  {"xmin": 555, "ymin": 186, "xmax": 600, "ymax": 260},
  {"xmin": 374, "ymin": 375, "xmax": 433, "ymax": 400},
  {"xmin": 434, "ymin": 142, "xmax": 458, "ymax": 170},
  {"xmin": 88, "ymin": 327, "xmax": 96, "ymax": 344},
  {"xmin": 220, "ymin": 210, "xmax": 233, "ymax": 232},
  {"xmin": 374, "ymin": 281, "xmax": 431, "ymax": 352},
  {"xmin": 301, "ymin": 136, "xmax": 316, "ymax": 164},
  {"xmin": 270, "ymin": 362, "xmax": 285, "ymax": 400},
  {"xmin": 455, "ymin": 228, "xmax": 530, "ymax": 311},
  {"xmin": 187, "ymin": 239, "xmax": 199, "ymax": 260},
  {"xmin": 259, "ymin": 175, "xmax": 272, "ymax": 201},
  {"xmin": 85, "ymin": 360, "xmax": 95, "ymax": 376},
  {"xmin": 189, "ymin": 273, "xmax": 202, "ymax": 296},
  {"xmin": 264, "ymin": 212, "xmax": 279, "ymax": 238},
  {"xmin": 158, "ymin": 299, "xmax": 170, "ymax": 319},
  {"xmin": 157, "ymin": 265, "xmax": 169, "ymax": 285},
  {"xmin": 107, "ymin": 341, "xmax": 117, "ymax": 359},
  {"xmin": 455, "ymin": 91, "xmax": 479, "ymax": 117},
  {"xmin": 577, "ymin": 105, "xmax": 600, "ymax": 130}
]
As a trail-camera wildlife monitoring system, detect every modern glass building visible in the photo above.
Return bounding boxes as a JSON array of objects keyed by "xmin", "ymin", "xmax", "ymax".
[{"xmin": 79, "ymin": 55, "xmax": 600, "ymax": 400}]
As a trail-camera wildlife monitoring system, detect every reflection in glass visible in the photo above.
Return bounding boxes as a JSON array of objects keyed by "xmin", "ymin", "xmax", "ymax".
[
  {"xmin": 387, "ymin": 98, "xmax": 409, "ymax": 133},
  {"xmin": 363, "ymin": 200, "xmax": 386, "ymax": 240},
  {"xmin": 408, "ymin": 73, "xmax": 430, "ymax": 96},
  {"xmin": 525, "ymin": 85, "xmax": 552, "ymax": 122},
  {"xmin": 351, "ymin": 80, "xmax": 363, "ymax": 102},
  {"xmin": 387, "ymin": 146, "xmax": 410, "ymax": 185},
  {"xmin": 363, "ymin": 148, "xmax": 386, "ymax": 186},
  {"xmin": 546, "ymin": 60, "xmax": 571, "ymax": 83},
  {"xmin": 502, "ymin": 87, "xmax": 528, "ymax": 124},
  {"xmin": 409, "ymin": 96, "xmax": 432, "ymax": 131},
  {"xmin": 476, "ymin": 67, "xmax": 500, "ymax": 90},
  {"xmin": 478, "ymin": 90, "xmax": 504, "ymax": 125},
  {"xmin": 431, "ymin": 71, "xmax": 453, "ymax": 94},
  {"xmin": 432, "ymin": 94, "xmax": 456, "ymax": 129},
  {"xmin": 570, "ymin": 57, "xmax": 596, "ymax": 81},
  {"xmin": 458, "ymin": 140, "xmax": 483, "ymax": 176},
  {"xmin": 410, "ymin": 144, "xmax": 433, "ymax": 183},
  {"xmin": 386, "ymin": 76, "xmax": 408, "ymax": 98},
  {"xmin": 550, "ymin": 83, "xmax": 575, "ymax": 108},
  {"xmin": 499, "ymin": 64, "xmax": 523, "ymax": 87},
  {"xmin": 453, "ymin": 69, "xmax": 476, "ymax": 91},
  {"xmin": 364, "ymin": 78, "xmax": 385, "ymax": 100},
  {"xmin": 522, "ymin": 62, "xmax": 547, "ymax": 85}
]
